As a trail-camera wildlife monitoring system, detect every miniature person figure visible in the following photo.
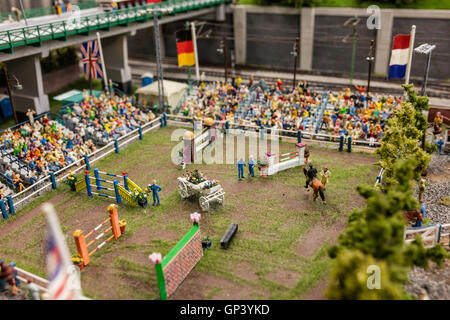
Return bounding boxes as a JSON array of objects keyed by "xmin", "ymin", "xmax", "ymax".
[
  {"xmin": 304, "ymin": 162, "xmax": 318, "ymax": 189},
  {"xmin": 413, "ymin": 210, "xmax": 423, "ymax": 228},
  {"xmin": 248, "ymin": 155, "xmax": 256, "ymax": 177},
  {"xmin": 304, "ymin": 144, "xmax": 311, "ymax": 163},
  {"xmin": 418, "ymin": 178, "xmax": 427, "ymax": 202},
  {"xmin": 11, "ymin": 7, "xmax": 21, "ymax": 21},
  {"xmin": 420, "ymin": 200, "xmax": 426, "ymax": 220},
  {"xmin": 148, "ymin": 180, "xmax": 162, "ymax": 206},
  {"xmin": 320, "ymin": 167, "xmax": 331, "ymax": 191},
  {"xmin": 235, "ymin": 158, "xmax": 246, "ymax": 180},
  {"xmin": 435, "ymin": 137, "xmax": 444, "ymax": 153},
  {"xmin": 26, "ymin": 109, "xmax": 37, "ymax": 125},
  {"xmin": 0, "ymin": 260, "xmax": 17, "ymax": 296},
  {"xmin": 27, "ymin": 280, "xmax": 40, "ymax": 300}
]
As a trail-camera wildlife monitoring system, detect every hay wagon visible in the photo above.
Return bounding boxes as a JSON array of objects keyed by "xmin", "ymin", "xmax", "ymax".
[{"xmin": 177, "ymin": 177, "xmax": 225, "ymax": 211}]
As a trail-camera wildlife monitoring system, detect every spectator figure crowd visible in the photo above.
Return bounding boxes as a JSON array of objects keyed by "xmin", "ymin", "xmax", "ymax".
[{"xmin": 179, "ymin": 79, "xmax": 399, "ymax": 145}]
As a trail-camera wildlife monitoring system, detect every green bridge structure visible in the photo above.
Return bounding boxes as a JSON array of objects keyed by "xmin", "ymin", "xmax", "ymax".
[{"xmin": 0, "ymin": 0, "xmax": 230, "ymax": 118}]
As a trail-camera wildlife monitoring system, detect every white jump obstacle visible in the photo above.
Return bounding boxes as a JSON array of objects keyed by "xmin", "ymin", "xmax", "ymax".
[{"xmin": 263, "ymin": 143, "xmax": 306, "ymax": 176}]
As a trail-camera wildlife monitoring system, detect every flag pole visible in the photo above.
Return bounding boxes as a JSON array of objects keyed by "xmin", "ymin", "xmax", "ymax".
[
  {"xmin": 43, "ymin": 203, "xmax": 85, "ymax": 300},
  {"xmin": 404, "ymin": 25, "xmax": 416, "ymax": 85},
  {"xmin": 191, "ymin": 21, "xmax": 200, "ymax": 81},
  {"xmin": 96, "ymin": 32, "xmax": 109, "ymax": 94},
  {"xmin": 89, "ymin": 47, "xmax": 92, "ymax": 97}
]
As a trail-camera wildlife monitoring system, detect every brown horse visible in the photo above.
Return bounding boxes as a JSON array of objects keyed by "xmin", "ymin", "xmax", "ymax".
[{"xmin": 303, "ymin": 168, "xmax": 326, "ymax": 203}]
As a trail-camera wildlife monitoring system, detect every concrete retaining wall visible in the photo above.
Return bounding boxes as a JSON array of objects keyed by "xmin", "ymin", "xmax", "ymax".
[{"xmin": 127, "ymin": 5, "xmax": 450, "ymax": 80}]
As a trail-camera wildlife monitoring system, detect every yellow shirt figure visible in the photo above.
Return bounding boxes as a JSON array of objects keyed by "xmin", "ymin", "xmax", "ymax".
[
  {"xmin": 320, "ymin": 168, "xmax": 331, "ymax": 189},
  {"xmin": 236, "ymin": 77, "xmax": 242, "ymax": 87}
]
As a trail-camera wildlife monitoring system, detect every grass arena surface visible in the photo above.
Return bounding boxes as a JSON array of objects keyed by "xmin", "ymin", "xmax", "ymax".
[{"xmin": 0, "ymin": 126, "xmax": 379, "ymax": 300}]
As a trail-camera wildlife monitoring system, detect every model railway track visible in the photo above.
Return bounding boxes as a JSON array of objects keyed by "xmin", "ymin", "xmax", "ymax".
[{"xmin": 130, "ymin": 59, "xmax": 450, "ymax": 99}]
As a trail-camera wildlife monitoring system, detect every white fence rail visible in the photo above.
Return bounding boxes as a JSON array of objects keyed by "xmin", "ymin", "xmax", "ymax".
[{"xmin": 404, "ymin": 223, "xmax": 450, "ymax": 248}]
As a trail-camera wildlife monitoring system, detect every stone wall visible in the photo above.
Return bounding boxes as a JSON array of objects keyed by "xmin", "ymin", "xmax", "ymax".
[{"xmin": 163, "ymin": 229, "xmax": 202, "ymax": 297}]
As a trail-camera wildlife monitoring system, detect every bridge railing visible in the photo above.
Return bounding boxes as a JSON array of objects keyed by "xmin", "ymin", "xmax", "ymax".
[
  {"xmin": 0, "ymin": 0, "xmax": 231, "ymax": 52},
  {"xmin": 0, "ymin": 1, "xmax": 98, "ymax": 22}
]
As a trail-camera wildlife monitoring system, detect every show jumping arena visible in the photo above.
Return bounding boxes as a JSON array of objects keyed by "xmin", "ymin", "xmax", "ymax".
[{"xmin": 0, "ymin": 125, "xmax": 380, "ymax": 300}]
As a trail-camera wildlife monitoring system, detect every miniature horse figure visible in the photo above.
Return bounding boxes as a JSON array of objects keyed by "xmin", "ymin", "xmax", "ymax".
[
  {"xmin": 303, "ymin": 168, "xmax": 326, "ymax": 204},
  {"xmin": 0, "ymin": 261, "xmax": 18, "ymax": 295}
]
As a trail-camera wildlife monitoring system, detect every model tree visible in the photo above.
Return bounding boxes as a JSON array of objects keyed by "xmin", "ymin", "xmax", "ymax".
[
  {"xmin": 376, "ymin": 85, "xmax": 432, "ymax": 187},
  {"xmin": 327, "ymin": 159, "xmax": 447, "ymax": 299}
]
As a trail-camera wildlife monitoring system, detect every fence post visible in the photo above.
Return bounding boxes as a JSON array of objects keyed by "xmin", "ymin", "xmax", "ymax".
[
  {"xmin": 113, "ymin": 180, "xmax": 122, "ymax": 204},
  {"xmin": 85, "ymin": 170, "xmax": 92, "ymax": 197},
  {"xmin": 84, "ymin": 154, "xmax": 90, "ymax": 170},
  {"xmin": 155, "ymin": 261, "xmax": 167, "ymax": 300},
  {"xmin": 347, "ymin": 136, "xmax": 352, "ymax": 153},
  {"xmin": 7, "ymin": 196, "xmax": 14, "ymax": 215},
  {"xmin": 94, "ymin": 168, "xmax": 101, "ymax": 190},
  {"xmin": 163, "ymin": 112, "xmax": 167, "ymax": 127},
  {"xmin": 297, "ymin": 130, "xmax": 302, "ymax": 143},
  {"xmin": 122, "ymin": 172, "xmax": 129, "ymax": 191},
  {"xmin": 50, "ymin": 172, "xmax": 57, "ymax": 190},
  {"xmin": 138, "ymin": 126, "xmax": 143, "ymax": 140},
  {"xmin": 260, "ymin": 125, "xmax": 264, "ymax": 140},
  {"xmin": 114, "ymin": 139, "xmax": 119, "ymax": 154},
  {"xmin": 73, "ymin": 230, "xmax": 89, "ymax": 267},
  {"xmin": 339, "ymin": 135, "xmax": 344, "ymax": 152},
  {"xmin": 108, "ymin": 204, "xmax": 121, "ymax": 239},
  {"xmin": 0, "ymin": 200, "xmax": 8, "ymax": 219}
]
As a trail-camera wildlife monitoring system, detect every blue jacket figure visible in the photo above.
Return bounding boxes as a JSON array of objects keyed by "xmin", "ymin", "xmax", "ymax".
[
  {"xmin": 435, "ymin": 137, "xmax": 444, "ymax": 153},
  {"xmin": 235, "ymin": 158, "xmax": 246, "ymax": 180},
  {"xmin": 147, "ymin": 180, "xmax": 162, "ymax": 206},
  {"xmin": 420, "ymin": 201, "xmax": 426, "ymax": 219},
  {"xmin": 248, "ymin": 155, "xmax": 256, "ymax": 177}
]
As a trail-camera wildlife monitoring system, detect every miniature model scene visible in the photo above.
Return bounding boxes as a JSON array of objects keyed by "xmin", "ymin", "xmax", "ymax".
[{"xmin": 0, "ymin": 0, "xmax": 449, "ymax": 304}]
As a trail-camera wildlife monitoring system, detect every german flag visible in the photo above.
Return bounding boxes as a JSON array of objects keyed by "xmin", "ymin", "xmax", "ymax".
[{"xmin": 176, "ymin": 29, "xmax": 195, "ymax": 67}]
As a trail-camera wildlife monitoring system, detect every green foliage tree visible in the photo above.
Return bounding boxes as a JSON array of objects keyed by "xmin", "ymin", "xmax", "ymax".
[
  {"xmin": 376, "ymin": 85, "xmax": 431, "ymax": 187},
  {"xmin": 327, "ymin": 158, "xmax": 448, "ymax": 299}
]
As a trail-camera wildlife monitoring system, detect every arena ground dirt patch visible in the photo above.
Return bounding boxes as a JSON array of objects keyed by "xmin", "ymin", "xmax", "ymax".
[{"xmin": 0, "ymin": 126, "xmax": 379, "ymax": 300}]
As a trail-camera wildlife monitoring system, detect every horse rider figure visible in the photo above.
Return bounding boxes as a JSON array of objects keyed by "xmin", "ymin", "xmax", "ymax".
[
  {"xmin": 303, "ymin": 163, "xmax": 326, "ymax": 204},
  {"xmin": 304, "ymin": 163, "xmax": 318, "ymax": 190}
]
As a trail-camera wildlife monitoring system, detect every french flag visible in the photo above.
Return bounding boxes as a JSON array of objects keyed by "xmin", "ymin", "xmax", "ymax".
[{"xmin": 388, "ymin": 34, "xmax": 411, "ymax": 79}]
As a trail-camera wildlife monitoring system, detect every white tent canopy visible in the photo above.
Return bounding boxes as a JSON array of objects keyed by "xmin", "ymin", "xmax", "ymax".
[{"xmin": 136, "ymin": 79, "xmax": 188, "ymax": 110}]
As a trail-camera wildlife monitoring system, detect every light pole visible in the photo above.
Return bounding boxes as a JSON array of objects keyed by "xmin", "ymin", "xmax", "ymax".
[
  {"xmin": 414, "ymin": 43, "xmax": 436, "ymax": 96},
  {"xmin": 148, "ymin": 7, "xmax": 173, "ymax": 112},
  {"xmin": 366, "ymin": 40, "xmax": 375, "ymax": 96},
  {"xmin": 343, "ymin": 17, "xmax": 360, "ymax": 86},
  {"xmin": 414, "ymin": 43, "xmax": 436, "ymax": 150},
  {"xmin": 18, "ymin": 0, "xmax": 28, "ymax": 27},
  {"xmin": 217, "ymin": 36, "xmax": 228, "ymax": 83},
  {"xmin": 290, "ymin": 37, "xmax": 299, "ymax": 88},
  {"xmin": 3, "ymin": 64, "xmax": 22, "ymax": 125}
]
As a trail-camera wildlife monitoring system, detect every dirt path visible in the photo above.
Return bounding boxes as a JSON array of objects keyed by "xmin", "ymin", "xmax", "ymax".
[{"xmin": 0, "ymin": 193, "xmax": 67, "ymax": 240}]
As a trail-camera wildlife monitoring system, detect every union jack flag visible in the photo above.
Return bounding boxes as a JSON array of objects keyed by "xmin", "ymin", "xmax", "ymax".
[
  {"xmin": 45, "ymin": 203, "xmax": 84, "ymax": 300},
  {"xmin": 80, "ymin": 41, "xmax": 104, "ymax": 80}
]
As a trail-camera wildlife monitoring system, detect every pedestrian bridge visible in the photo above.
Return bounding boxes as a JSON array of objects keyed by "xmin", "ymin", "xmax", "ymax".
[
  {"xmin": 0, "ymin": 0, "xmax": 230, "ymax": 116},
  {"xmin": 0, "ymin": 0, "xmax": 230, "ymax": 54}
]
